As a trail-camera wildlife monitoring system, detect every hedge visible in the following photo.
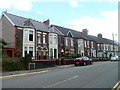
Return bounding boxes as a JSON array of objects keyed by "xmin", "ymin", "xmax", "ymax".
[{"xmin": 1, "ymin": 54, "xmax": 32, "ymax": 72}]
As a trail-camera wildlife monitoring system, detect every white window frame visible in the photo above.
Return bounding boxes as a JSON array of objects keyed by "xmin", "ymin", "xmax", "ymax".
[
  {"xmin": 71, "ymin": 38, "xmax": 73, "ymax": 46},
  {"xmin": 23, "ymin": 29, "xmax": 34, "ymax": 42},
  {"xmin": 91, "ymin": 41, "xmax": 94, "ymax": 48},
  {"xmin": 24, "ymin": 30, "xmax": 28, "ymax": 41},
  {"xmin": 29, "ymin": 30, "xmax": 34, "ymax": 41},
  {"xmin": 23, "ymin": 46, "xmax": 34, "ymax": 58},
  {"xmin": 87, "ymin": 41, "xmax": 89, "ymax": 48},
  {"xmin": 53, "ymin": 35, "xmax": 57, "ymax": 44},
  {"xmin": 84, "ymin": 41, "xmax": 87, "ymax": 47},
  {"xmin": 50, "ymin": 35, "xmax": 53, "ymax": 44},
  {"xmin": 43, "ymin": 34, "xmax": 46, "ymax": 44},
  {"xmin": 78, "ymin": 40, "xmax": 80, "ymax": 47},
  {"xmin": 66, "ymin": 37, "xmax": 68, "ymax": 46},
  {"xmin": 37, "ymin": 32, "xmax": 41, "ymax": 44}
]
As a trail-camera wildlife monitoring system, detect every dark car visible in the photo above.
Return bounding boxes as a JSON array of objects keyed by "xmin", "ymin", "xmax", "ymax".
[{"xmin": 74, "ymin": 57, "xmax": 92, "ymax": 66}]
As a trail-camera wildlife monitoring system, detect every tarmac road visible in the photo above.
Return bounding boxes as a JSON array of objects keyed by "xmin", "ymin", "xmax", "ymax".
[{"xmin": 2, "ymin": 61, "xmax": 119, "ymax": 89}]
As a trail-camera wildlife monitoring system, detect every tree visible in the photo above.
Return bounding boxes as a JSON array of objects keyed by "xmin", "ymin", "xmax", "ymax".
[{"xmin": 0, "ymin": 38, "xmax": 7, "ymax": 49}]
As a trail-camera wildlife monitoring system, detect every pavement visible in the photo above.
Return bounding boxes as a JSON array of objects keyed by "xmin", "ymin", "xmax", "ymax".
[
  {"xmin": 1, "ymin": 64, "xmax": 74, "ymax": 76},
  {"xmin": 1, "ymin": 61, "xmax": 107, "ymax": 77},
  {"xmin": 2, "ymin": 61, "xmax": 119, "ymax": 88}
]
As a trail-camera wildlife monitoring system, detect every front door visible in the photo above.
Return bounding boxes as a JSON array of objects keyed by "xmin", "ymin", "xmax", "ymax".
[{"xmin": 54, "ymin": 49, "xmax": 57, "ymax": 59}]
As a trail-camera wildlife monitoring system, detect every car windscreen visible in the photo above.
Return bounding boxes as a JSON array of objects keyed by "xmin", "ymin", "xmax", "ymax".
[{"xmin": 76, "ymin": 58, "xmax": 82, "ymax": 59}]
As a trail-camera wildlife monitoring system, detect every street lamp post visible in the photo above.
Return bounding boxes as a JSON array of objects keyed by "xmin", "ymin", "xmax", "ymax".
[
  {"xmin": 112, "ymin": 33, "xmax": 115, "ymax": 56},
  {"xmin": 112, "ymin": 33, "xmax": 117, "ymax": 56}
]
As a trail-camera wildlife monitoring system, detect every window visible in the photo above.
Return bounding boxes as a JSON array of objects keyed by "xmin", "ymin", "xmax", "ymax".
[
  {"xmin": 91, "ymin": 41, "xmax": 94, "ymax": 48},
  {"xmin": 84, "ymin": 41, "xmax": 87, "ymax": 47},
  {"xmin": 66, "ymin": 38, "xmax": 68, "ymax": 46},
  {"xmin": 37, "ymin": 33, "xmax": 41, "ymax": 43},
  {"xmin": 87, "ymin": 41, "xmax": 89, "ymax": 48},
  {"xmin": 43, "ymin": 48, "xmax": 47, "ymax": 55},
  {"xmin": 53, "ymin": 35, "xmax": 57, "ymax": 44},
  {"xmin": 54, "ymin": 49, "xmax": 57, "ymax": 58},
  {"xmin": 98, "ymin": 44, "xmax": 100, "ymax": 50},
  {"xmin": 50, "ymin": 48, "xmax": 53, "ymax": 59},
  {"xmin": 43, "ymin": 34, "xmax": 46, "ymax": 43},
  {"xmin": 24, "ymin": 30, "xmax": 28, "ymax": 41},
  {"xmin": 78, "ymin": 40, "xmax": 83, "ymax": 47},
  {"xmin": 78, "ymin": 40, "xmax": 80, "ymax": 47},
  {"xmin": 50, "ymin": 35, "xmax": 53, "ymax": 44},
  {"xmin": 71, "ymin": 38, "xmax": 73, "ymax": 46},
  {"xmin": 29, "ymin": 47, "xmax": 33, "ymax": 56},
  {"xmin": 24, "ymin": 47, "xmax": 27, "ymax": 56},
  {"xmin": 29, "ymin": 31, "xmax": 33, "ymax": 41}
]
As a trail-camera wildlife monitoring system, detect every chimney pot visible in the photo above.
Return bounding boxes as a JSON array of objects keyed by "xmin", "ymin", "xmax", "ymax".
[
  {"xmin": 82, "ymin": 29, "xmax": 88, "ymax": 35},
  {"xmin": 43, "ymin": 19, "xmax": 50, "ymax": 25},
  {"xmin": 97, "ymin": 33, "xmax": 102, "ymax": 38}
]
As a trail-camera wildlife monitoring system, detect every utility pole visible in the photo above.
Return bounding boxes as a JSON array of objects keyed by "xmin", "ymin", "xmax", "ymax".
[
  {"xmin": 112, "ymin": 33, "xmax": 115, "ymax": 56},
  {"xmin": 112, "ymin": 33, "xmax": 117, "ymax": 56}
]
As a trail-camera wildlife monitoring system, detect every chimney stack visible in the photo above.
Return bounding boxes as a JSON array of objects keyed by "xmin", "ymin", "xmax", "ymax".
[
  {"xmin": 43, "ymin": 19, "xmax": 50, "ymax": 25},
  {"xmin": 97, "ymin": 33, "xmax": 102, "ymax": 38},
  {"xmin": 82, "ymin": 29, "xmax": 88, "ymax": 35}
]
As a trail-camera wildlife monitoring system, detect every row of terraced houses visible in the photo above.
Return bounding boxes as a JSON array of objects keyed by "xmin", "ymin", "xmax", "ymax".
[{"xmin": 0, "ymin": 12, "xmax": 120, "ymax": 60}]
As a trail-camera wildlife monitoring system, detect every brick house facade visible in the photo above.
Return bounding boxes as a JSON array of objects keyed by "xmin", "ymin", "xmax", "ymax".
[{"xmin": 1, "ymin": 12, "xmax": 119, "ymax": 59}]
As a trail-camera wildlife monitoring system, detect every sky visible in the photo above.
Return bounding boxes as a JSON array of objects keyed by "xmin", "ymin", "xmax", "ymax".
[{"xmin": 0, "ymin": 0, "xmax": 119, "ymax": 41}]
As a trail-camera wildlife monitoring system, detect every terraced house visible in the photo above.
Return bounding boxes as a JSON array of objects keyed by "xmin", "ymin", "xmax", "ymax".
[
  {"xmin": 0, "ymin": 12, "xmax": 59, "ymax": 60},
  {"xmin": 1, "ymin": 12, "xmax": 119, "ymax": 60}
]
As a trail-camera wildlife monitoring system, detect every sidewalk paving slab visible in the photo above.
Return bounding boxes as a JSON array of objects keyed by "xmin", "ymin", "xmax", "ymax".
[{"xmin": 1, "ymin": 64, "xmax": 74, "ymax": 76}]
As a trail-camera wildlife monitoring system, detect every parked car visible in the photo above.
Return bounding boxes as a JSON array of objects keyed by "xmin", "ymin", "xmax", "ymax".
[
  {"xmin": 111, "ymin": 55, "xmax": 119, "ymax": 61},
  {"xmin": 110, "ymin": 56, "xmax": 116, "ymax": 61},
  {"xmin": 115, "ymin": 55, "xmax": 119, "ymax": 60},
  {"xmin": 74, "ymin": 57, "xmax": 92, "ymax": 66}
]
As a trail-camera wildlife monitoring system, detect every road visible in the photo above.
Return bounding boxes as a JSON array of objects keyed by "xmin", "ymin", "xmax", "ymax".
[{"xmin": 2, "ymin": 61, "xmax": 119, "ymax": 88}]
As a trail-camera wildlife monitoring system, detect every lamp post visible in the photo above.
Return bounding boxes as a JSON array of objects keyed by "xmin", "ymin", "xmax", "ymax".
[{"xmin": 112, "ymin": 33, "xmax": 117, "ymax": 56}]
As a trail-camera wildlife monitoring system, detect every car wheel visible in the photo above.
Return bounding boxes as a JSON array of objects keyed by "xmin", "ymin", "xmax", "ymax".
[
  {"xmin": 83, "ymin": 62, "xmax": 86, "ymax": 66},
  {"xmin": 74, "ymin": 64, "xmax": 77, "ymax": 66}
]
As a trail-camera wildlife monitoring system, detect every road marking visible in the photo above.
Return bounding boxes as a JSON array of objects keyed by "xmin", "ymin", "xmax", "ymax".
[
  {"xmin": 112, "ymin": 81, "xmax": 120, "ymax": 90},
  {"xmin": 0, "ymin": 70, "xmax": 49, "ymax": 78},
  {"xmin": 43, "ymin": 75, "xmax": 79, "ymax": 88}
]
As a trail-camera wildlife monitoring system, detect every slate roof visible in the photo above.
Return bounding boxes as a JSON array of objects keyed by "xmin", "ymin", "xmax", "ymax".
[
  {"xmin": 3, "ymin": 12, "xmax": 49, "ymax": 32},
  {"xmin": 52, "ymin": 25, "xmax": 69, "ymax": 36},
  {"xmin": 49, "ymin": 26, "xmax": 62, "ymax": 35},
  {"xmin": 3, "ymin": 12, "xmax": 118, "ymax": 46},
  {"xmin": 52, "ymin": 25, "xmax": 85, "ymax": 39},
  {"xmin": 52, "ymin": 25, "xmax": 117, "ymax": 45}
]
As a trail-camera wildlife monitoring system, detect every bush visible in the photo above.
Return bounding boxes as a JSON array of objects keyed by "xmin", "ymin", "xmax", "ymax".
[
  {"xmin": 23, "ymin": 54, "xmax": 32, "ymax": 70},
  {"xmin": 2, "ymin": 54, "xmax": 24, "ymax": 71},
  {"xmin": 1, "ymin": 54, "xmax": 32, "ymax": 72}
]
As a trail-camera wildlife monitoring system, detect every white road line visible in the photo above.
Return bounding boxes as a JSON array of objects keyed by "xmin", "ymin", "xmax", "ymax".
[
  {"xmin": 43, "ymin": 75, "xmax": 79, "ymax": 88},
  {"xmin": 112, "ymin": 81, "xmax": 120, "ymax": 90}
]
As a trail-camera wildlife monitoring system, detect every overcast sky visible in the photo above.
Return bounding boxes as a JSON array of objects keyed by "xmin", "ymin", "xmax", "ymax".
[{"xmin": 0, "ymin": 0, "xmax": 118, "ymax": 41}]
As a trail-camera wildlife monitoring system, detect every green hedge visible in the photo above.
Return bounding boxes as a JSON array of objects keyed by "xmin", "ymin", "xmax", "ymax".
[{"xmin": 1, "ymin": 54, "xmax": 32, "ymax": 72}]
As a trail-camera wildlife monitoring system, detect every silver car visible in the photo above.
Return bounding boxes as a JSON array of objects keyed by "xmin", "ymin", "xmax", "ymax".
[{"xmin": 111, "ymin": 56, "xmax": 119, "ymax": 61}]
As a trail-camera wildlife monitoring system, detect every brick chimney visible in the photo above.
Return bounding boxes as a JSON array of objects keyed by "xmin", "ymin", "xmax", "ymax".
[
  {"xmin": 82, "ymin": 29, "xmax": 88, "ymax": 35},
  {"xmin": 43, "ymin": 19, "xmax": 50, "ymax": 25},
  {"xmin": 97, "ymin": 33, "xmax": 102, "ymax": 38}
]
